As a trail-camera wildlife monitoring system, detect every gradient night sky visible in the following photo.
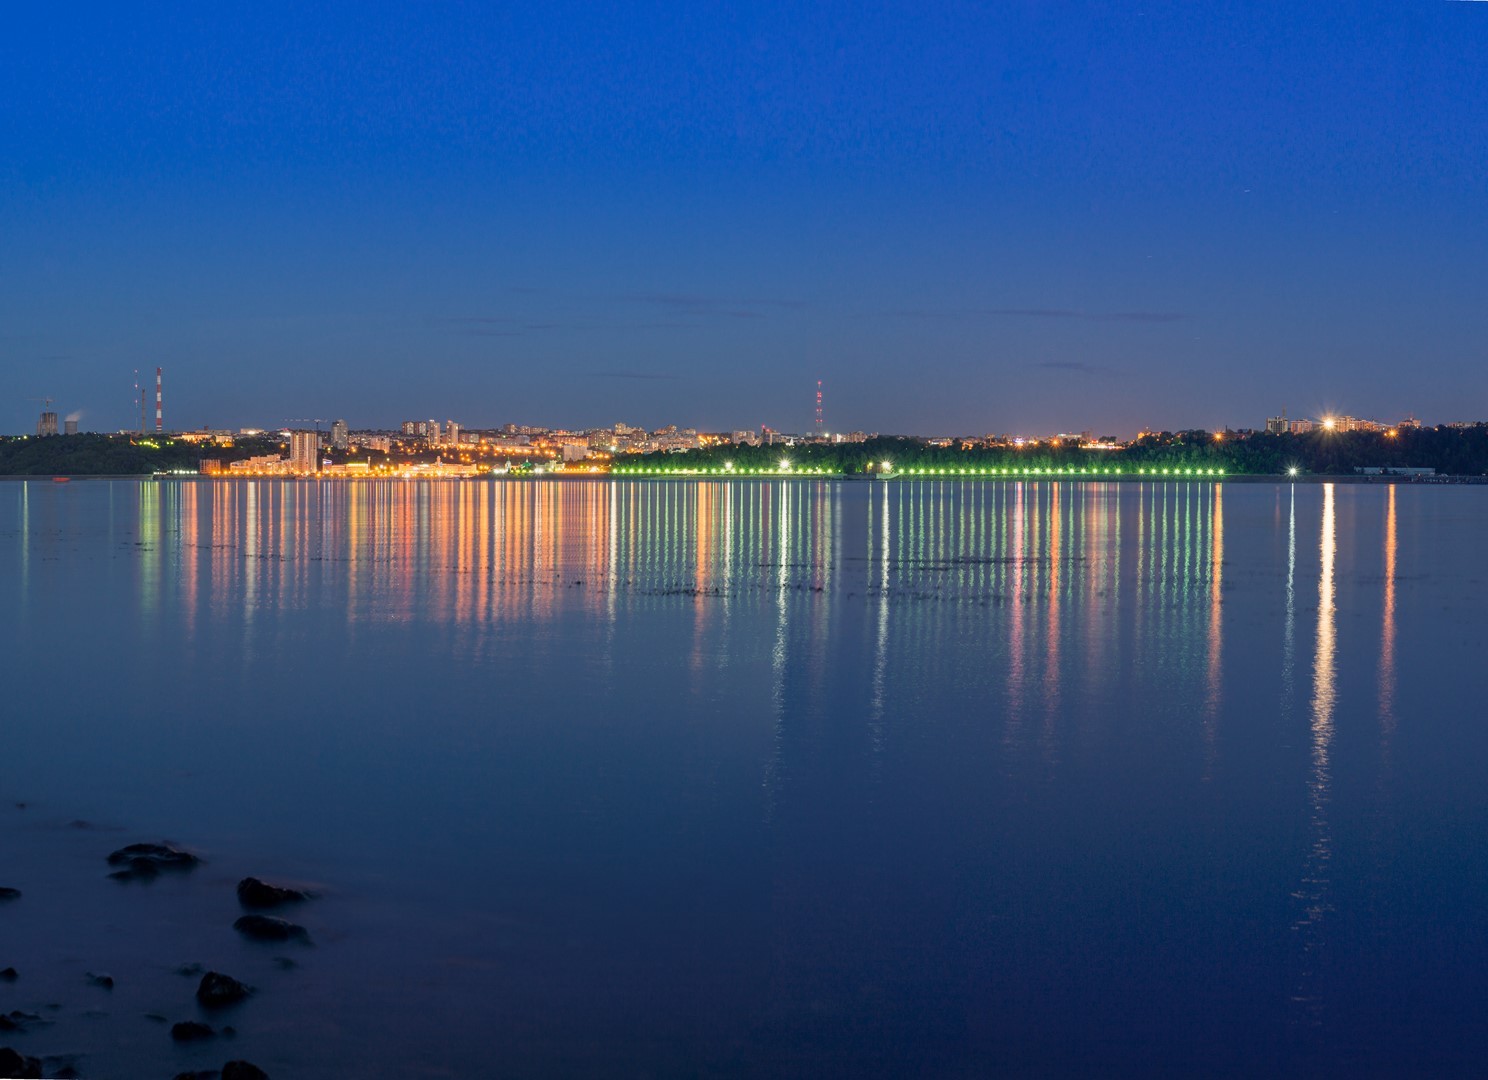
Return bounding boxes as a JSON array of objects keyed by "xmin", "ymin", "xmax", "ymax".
[{"xmin": 2, "ymin": 3, "xmax": 1486, "ymax": 436}]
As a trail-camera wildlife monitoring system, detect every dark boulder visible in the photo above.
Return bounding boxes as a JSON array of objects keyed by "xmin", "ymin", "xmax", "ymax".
[
  {"xmin": 222, "ymin": 1062, "xmax": 269, "ymax": 1080},
  {"xmin": 0, "ymin": 1011, "xmax": 43, "ymax": 1034},
  {"xmin": 0, "ymin": 968, "xmax": 15, "ymax": 982},
  {"xmin": 105, "ymin": 842, "xmax": 199, "ymax": 881},
  {"xmin": 172, "ymin": 1072, "xmax": 220, "ymax": 1080},
  {"xmin": 236, "ymin": 878, "xmax": 310, "ymax": 909},
  {"xmin": 0, "ymin": 1047, "xmax": 42, "ymax": 1078},
  {"xmin": 232, "ymin": 915, "xmax": 309, "ymax": 944},
  {"xmin": 85, "ymin": 972, "xmax": 114, "ymax": 989},
  {"xmin": 107, "ymin": 858, "xmax": 159, "ymax": 882},
  {"xmin": 196, "ymin": 972, "xmax": 251, "ymax": 1008},
  {"xmin": 0, "ymin": 888, "xmax": 20, "ymax": 901},
  {"xmin": 171, "ymin": 1020, "xmax": 216, "ymax": 1042}
]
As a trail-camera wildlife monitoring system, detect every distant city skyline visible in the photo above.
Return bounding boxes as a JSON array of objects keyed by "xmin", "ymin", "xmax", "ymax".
[
  {"xmin": 5, "ymin": 374, "xmax": 1461, "ymax": 444},
  {"xmin": 4, "ymin": 4, "xmax": 1487, "ymax": 435}
]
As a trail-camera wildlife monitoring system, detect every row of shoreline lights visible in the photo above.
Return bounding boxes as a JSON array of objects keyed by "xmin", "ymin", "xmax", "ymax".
[{"xmin": 610, "ymin": 462, "xmax": 1230, "ymax": 477}]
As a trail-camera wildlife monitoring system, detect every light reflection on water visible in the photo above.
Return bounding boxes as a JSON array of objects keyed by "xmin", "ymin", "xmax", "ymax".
[{"xmin": 1, "ymin": 477, "xmax": 1485, "ymax": 1078}]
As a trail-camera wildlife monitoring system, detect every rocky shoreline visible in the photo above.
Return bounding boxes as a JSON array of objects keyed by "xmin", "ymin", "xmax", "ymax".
[{"xmin": 2, "ymin": 811, "xmax": 326, "ymax": 1079}]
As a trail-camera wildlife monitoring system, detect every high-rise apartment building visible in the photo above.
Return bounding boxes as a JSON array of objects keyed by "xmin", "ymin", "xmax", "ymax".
[
  {"xmin": 331, "ymin": 419, "xmax": 349, "ymax": 450},
  {"xmin": 289, "ymin": 430, "xmax": 320, "ymax": 473}
]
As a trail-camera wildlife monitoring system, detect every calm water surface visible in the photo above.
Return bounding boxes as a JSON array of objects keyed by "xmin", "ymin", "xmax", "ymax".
[{"xmin": 3, "ymin": 479, "xmax": 1487, "ymax": 1078}]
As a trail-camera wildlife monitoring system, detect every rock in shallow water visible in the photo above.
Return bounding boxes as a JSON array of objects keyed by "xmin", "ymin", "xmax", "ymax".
[
  {"xmin": 105, "ymin": 842, "xmax": 200, "ymax": 881},
  {"xmin": 196, "ymin": 972, "xmax": 252, "ymax": 1008},
  {"xmin": 222, "ymin": 1062, "xmax": 269, "ymax": 1080},
  {"xmin": 0, "ymin": 1011, "xmax": 44, "ymax": 1034},
  {"xmin": 0, "ymin": 968, "xmax": 16, "ymax": 982},
  {"xmin": 233, "ymin": 915, "xmax": 310, "ymax": 943},
  {"xmin": 171, "ymin": 1020, "xmax": 216, "ymax": 1042},
  {"xmin": 0, "ymin": 887, "xmax": 20, "ymax": 901},
  {"xmin": 0, "ymin": 1046, "xmax": 42, "ymax": 1078},
  {"xmin": 85, "ymin": 971, "xmax": 114, "ymax": 989},
  {"xmin": 237, "ymin": 877, "xmax": 310, "ymax": 909}
]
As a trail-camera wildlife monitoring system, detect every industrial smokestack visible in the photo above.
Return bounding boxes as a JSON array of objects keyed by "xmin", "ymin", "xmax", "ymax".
[
  {"xmin": 64, "ymin": 419, "xmax": 78, "ymax": 436},
  {"xmin": 155, "ymin": 367, "xmax": 163, "ymax": 432}
]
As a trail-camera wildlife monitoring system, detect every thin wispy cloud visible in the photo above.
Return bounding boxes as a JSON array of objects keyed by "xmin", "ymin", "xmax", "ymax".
[
  {"xmin": 1033, "ymin": 360, "xmax": 1120, "ymax": 374},
  {"xmin": 891, "ymin": 307, "xmax": 1184, "ymax": 324},
  {"xmin": 613, "ymin": 292, "xmax": 803, "ymax": 318},
  {"xmin": 585, "ymin": 370, "xmax": 683, "ymax": 381}
]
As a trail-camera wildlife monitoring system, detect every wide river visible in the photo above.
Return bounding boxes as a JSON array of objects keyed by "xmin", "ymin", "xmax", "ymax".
[{"xmin": 2, "ymin": 478, "xmax": 1486, "ymax": 1078}]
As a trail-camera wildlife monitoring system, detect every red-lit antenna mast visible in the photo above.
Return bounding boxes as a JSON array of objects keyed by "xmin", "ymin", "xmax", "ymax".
[
  {"xmin": 155, "ymin": 367, "xmax": 163, "ymax": 432},
  {"xmin": 815, "ymin": 379, "xmax": 823, "ymax": 433}
]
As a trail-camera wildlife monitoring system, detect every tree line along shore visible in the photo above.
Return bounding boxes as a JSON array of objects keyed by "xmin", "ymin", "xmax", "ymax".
[{"xmin": 2, "ymin": 427, "xmax": 1487, "ymax": 479}]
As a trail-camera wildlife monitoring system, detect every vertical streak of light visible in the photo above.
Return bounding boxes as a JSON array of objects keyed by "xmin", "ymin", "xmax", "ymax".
[
  {"xmin": 1293, "ymin": 482, "xmax": 1336, "ymax": 1023},
  {"xmin": 1042, "ymin": 483, "xmax": 1062, "ymax": 758},
  {"xmin": 607, "ymin": 480, "xmax": 620, "ymax": 627},
  {"xmin": 692, "ymin": 483, "xmax": 713, "ymax": 673},
  {"xmin": 1202, "ymin": 484, "xmax": 1224, "ymax": 773},
  {"xmin": 242, "ymin": 482, "xmax": 259, "ymax": 661},
  {"xmin": 721, "ymin": 480, "xmax": 733, "ymax": 618},
  {"xmin": 180, "ymin": 482, "xmax": 198, "ymax": 638},
  {"xmin": 477, "ymin": 482, "xmax": 492, "ymax": 637},
  {"xmin": 1006, "ymin": 482, "xmax": 1027, "ymax": 750},
  {"xmin": 1379, "ymin": 485, "xmax": 1398, "ymax": 746},
  {"xmin": 138, "ymin": 481, "xmax": 161, "ymax": 620},
  {"xmin": 869, "ymin": 479, "xmax": 891, "ymax": 767},
  {"xmin": 17, "ymin": 482, "xmax": 28, "ymax": 613},
  {"xmin": 763, "ymin": 482, "xmax": 791, "ymax": 821},
  {"xmin": 1282, "ymin": 486, "xmax": 1297, "ymax": 708}
]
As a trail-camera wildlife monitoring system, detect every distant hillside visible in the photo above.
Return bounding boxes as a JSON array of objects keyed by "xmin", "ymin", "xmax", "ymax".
[
  {"xmin": 0, "ymin": 434, "xmax": 206, "ymax": 475},
  {"xmin": 629, "ymin": 426, "xmax": 1488, "ymax": 477}
]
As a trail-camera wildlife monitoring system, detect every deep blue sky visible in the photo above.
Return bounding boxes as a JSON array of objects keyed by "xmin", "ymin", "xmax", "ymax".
[{"xmin": 3, "ymin": 2, "xmax": 1486, "ymax": 436}]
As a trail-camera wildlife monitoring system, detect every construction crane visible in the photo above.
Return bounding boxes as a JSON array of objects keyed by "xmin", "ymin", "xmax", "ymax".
[
  {"xmin": 286, "ymin": 418, "xmax": 330, "ymax": 434},
  {"xmin": 30, "ymin": 396, "xmax": 58, "ymax": 436}
]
